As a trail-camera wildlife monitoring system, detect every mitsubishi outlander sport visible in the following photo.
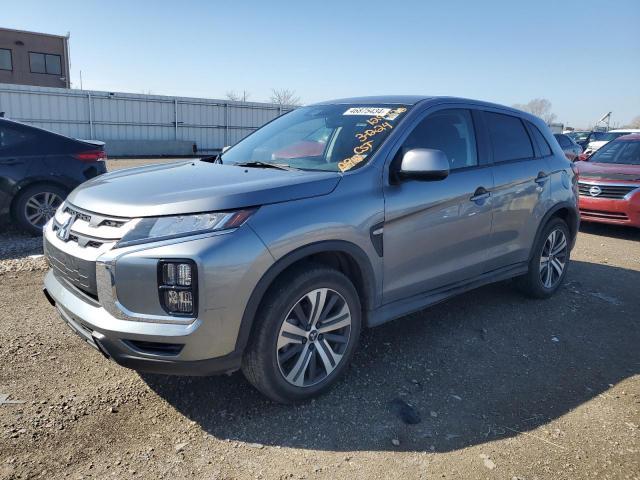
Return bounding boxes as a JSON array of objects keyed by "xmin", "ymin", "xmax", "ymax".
[{"xmin": 42, "ymin": 96, "xmax": 579, "ymax": 403}]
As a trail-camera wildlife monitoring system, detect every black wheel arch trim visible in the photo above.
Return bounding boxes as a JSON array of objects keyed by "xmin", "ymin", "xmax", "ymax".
[
  {"xmin": 234, "ymin": 240, "xmax": 377, "ymax": 355},
  {"xmin": 528, "ymin": 201, "xmax": 579, "ymax": 262}
]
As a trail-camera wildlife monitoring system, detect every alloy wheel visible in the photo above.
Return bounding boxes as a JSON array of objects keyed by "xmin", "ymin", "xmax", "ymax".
[
  {"xmin": 276, "ymin": 288, "xmax": 352, "ymax": 387},
  {"xmin": 23, "ymin": 192, "xmax": 63, "ymax": 229},
  {"xmin": 539, "ymin": 229, "xmax": 568, "ymax": 289}
]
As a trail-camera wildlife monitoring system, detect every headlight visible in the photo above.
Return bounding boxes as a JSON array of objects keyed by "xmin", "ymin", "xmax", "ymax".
[{"xmin": 116, "ymin": 209, "xmax": 255, "ymax": 248}]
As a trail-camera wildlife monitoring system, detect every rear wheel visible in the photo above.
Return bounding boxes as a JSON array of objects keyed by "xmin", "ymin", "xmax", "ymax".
[
  {"xmin": 517, "ymin": 217, "xmax": 571, "ymax": 298},
  {"xmin": 242, "ymin": 264, "xmax": 362, "ymax": 403},
  {"xmin": 14, "ymin": 184, "xmax": 66, "ymax": 235}
]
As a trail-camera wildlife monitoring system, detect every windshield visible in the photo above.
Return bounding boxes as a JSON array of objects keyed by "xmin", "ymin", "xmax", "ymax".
[
  {"xmin": 220, "ymin": 104, "xmax": 410, "ymax": 172},
  {"xmin": 568, "ymin": 131, "xmax": 590, "ymax": 142},
  {"xmin": 589, "ymin": 140, "xmax": 640, "ymax": 165},
  {"xmin": 591, "ymin": 131, "xmax": 629, "ymax": 142}
]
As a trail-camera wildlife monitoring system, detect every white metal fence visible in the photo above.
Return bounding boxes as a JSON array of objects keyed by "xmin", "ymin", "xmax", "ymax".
[{"xmin": 0, "ymin": 83, "xmax": 292, "ymax": 156}]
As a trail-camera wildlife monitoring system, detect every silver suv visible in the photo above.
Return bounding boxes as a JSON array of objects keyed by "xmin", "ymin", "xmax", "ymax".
[{"xmin": 42, "ymin": 96, "xmax": 579, "ymax": 403}]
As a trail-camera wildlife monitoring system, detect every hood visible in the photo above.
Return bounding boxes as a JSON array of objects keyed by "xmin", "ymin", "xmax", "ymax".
[
  {"xmin": 586, "ymin": 141, "xmax": 607, "ymax": 151},
  {"xmin": 67, "ymin": 160, "xmax": 341, "ymax": 217},
  {"xmin": 576, "ymin": 161, "xmax": 640, "ymax": 183}
]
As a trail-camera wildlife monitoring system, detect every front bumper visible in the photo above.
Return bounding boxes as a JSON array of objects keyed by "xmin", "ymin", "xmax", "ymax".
[
  {"xmin": 42, "ymin": 217, "xmax": 275, "ymax": 375},
  {"xmin": 579, "ymin": 192, "xmax": 640, "ymax": 227},
  {"xmin": 44, "ymin": 270, "xmax": 242, "ymax": 375}
]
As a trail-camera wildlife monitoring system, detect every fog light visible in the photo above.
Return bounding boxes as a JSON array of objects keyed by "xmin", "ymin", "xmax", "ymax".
[
  {"xmin": 177, "ymin": 264, "xmax": 192, "ymax": 286},
  {"xmin": 164, "ymin": 290, "xmax": 193, "ymax": 313},
  {"xmin": 162, "ymin": 262, "xmax": 192, "ymax": 286},
  {"xmin": 162, "ymin": 263, "xmax": 176, "ymax": 285},
  {"xmin": 158, "ymin": 260, "xmax": 197, "ymax": 316}
]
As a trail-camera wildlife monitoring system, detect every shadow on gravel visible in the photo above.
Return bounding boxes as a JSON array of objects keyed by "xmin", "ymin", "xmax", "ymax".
[
  {"xmin": 580, "ymin": 221, "xmax": 640, "ymax": 241},
  {"xmin": 142, "ymin": 258, "xmax": 640, "ymax": 453}
]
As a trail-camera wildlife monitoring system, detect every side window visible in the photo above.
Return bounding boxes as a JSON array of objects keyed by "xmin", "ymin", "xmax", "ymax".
[
  {"xmin": 528, "ymin": 123, "xmax": 552, "ymax": 156},
  {"xmin": 403, "ymin": 109, "xmax": 478, "ymax": 170},
  {"xmin": 556, "ymin": 135, "xmax": 571, "ymax": 148},
  {"xmin": 485, "ymin": 112, "xmax": 534, "ymax": 162}
]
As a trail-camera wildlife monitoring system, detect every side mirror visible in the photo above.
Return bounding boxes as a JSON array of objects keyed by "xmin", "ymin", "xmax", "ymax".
[
  {"xmin": 221, "ymin": 145, "xmax": 231, "ymax": 153},
  {"xmin": 399, "ymin": 148, "xmax": 450, "ymax": 181}
]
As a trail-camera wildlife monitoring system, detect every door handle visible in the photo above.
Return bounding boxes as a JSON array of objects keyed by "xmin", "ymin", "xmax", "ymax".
[
  {"xmin": 535, "ymin": 172, "xmax": 549, "ymax": 186},
  {"xmin": 470, "ymin": 187, "xmax": 491, "ymax": 202}
]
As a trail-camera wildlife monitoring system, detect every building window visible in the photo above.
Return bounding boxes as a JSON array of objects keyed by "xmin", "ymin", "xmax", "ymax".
[
  {"xmin": 0, "ymin": 48, "xmax": 12, "ymax": 71},
  {"xmin": 29, "ymin": 52, "xmax": 62, "ymax": 75}
]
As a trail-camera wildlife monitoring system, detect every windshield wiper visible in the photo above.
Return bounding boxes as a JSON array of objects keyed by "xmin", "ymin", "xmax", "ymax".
[{"xmin": 234, "ymin": 161, "xmax": 299, "ymax": 171}]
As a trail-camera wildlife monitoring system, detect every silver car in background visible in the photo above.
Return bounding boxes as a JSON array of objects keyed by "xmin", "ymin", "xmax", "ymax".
[{"xmin": 42, "ymin": 96, "xmax": 579, "ymax": 403}]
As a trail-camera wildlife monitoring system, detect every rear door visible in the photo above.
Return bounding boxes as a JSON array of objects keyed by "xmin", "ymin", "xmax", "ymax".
[
  {"xmin": 481, "ymin": 111, "xmax": 551, "ymax": 270},
  {"xmin": 382, "ymin": 107, "xmax": 494, "ymax": 303}
]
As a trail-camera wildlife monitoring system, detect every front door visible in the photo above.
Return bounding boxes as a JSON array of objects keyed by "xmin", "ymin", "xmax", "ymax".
[{"xmin": 382, "ymin": 108, "xmax": 494, "ymax": 304}]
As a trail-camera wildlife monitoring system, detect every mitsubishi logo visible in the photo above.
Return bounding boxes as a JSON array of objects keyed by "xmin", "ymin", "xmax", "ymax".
[
  {"xmin": 589, "ymin": 185, "xmax": 602, "ymax": 197},
  {"xmin": 57, "ymin": 214, "xmax": 76, "ymax": 241}
]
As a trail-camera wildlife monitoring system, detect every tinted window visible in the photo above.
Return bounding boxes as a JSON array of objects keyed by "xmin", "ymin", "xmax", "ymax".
[
  {"xmin": 530, "ymin": 123, "xmax": 552, "ymax": 156},
  {"xmin": 403, "ymin": 109, "xmax": 478, "ymax": 169},
  {"xmin": 29, "ymin": 52, "xmax": 62, "ymax": 75},
  {"xmin": 485, "ymin": 112, "xmax": 534, "ymax": 162},
  {"xmin": 46, "ymin": 54, "xmax": 62, "ymax": 75},
  {"xmin": 29, "ymin": 53, "xmax": 46, "ymax": 73},
  {"xmin": 0, "ymin": 49, "xmax": 11, "ymax": 71},
  {"xmin": 555, "ymin": 134, "xmax": 571, "ymax": 148}
]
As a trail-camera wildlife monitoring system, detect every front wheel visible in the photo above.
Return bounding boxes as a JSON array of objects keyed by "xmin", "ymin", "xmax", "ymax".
[
  {"xmin": 517, "ymin": 217, "xmax": 571, "ymax": 298},
  {"xmin": 13, "ymin": 184, "xmax": 66, "ymax": 235},
  {"xmin": 242, "ymin": 264, "xmax": 362, "ymax": 403}
]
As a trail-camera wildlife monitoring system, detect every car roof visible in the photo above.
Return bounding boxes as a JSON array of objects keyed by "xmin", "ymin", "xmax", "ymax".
[
  {"xmin": 610, "ymin": 128, "xmax": 640, "ymax": 133},
  {"xmin": 310, "ymin": 95, "xmax": 543, "ymax": 122},
  {"xmin": 615, "ymin": 133, "xmax": 640, "ymax": 141},
  {"xmin": 311, "ymin": 95, "xmax": 434, "ymax": 105}
]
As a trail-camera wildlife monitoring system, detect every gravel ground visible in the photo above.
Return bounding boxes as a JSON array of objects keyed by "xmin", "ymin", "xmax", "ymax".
[{"xmin": 0, "ymin": 164, "xmax": 638, "ymax": 479}]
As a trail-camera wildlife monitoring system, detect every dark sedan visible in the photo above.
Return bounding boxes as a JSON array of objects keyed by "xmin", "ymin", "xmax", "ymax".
[{"xmin": 0, "ymin": 117, "xmax": 107, "ymax": 234}]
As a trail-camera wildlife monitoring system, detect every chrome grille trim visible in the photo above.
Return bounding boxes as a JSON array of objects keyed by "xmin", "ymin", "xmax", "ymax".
[
  {"xmin": 577, "ymin": 181, "xmax": 639, "ymax": 199},
  {"xmin": 54, "ymin": 202, "xmax": 136, "ymax": 248}
]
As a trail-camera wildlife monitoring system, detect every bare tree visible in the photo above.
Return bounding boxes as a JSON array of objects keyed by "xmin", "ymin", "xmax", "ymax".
[
  {"xmin": 625, "ymin": 115, "xmax": 640, "ymax": 128},
  {"xmin": 512, "ymin": 98, "xmax": 557, "ymax": 124},
  {"xmin": 225, "ymin": 90, "xmax": 251, "ymax": 102},
  {"xmin": 270, "ymin": 88, "xmax": 302, "ymax": 107}
]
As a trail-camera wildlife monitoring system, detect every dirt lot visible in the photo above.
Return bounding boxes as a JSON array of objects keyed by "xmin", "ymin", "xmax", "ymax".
[{"xmin": 0, "ymin": 162, "xmax": 638, "ymax": 479}]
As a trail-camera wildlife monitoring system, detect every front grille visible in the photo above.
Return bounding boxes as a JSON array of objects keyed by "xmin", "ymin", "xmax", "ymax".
[
  {"xmin": 578, "ymin": 182, "xmax": 638, "ymax": 199},
  {"xmin": 64, "ymin": 205, "xmax": 127, "ymax": 228},
  {"xmin": 44, "ymin": 237, "xmax": 98, "ymax": 297},
  {"xmin": 580, "ymin": 209, "xmax": 629, "ymax": 221},
  {"xmin": 53, "ymin": 203, "xmax": 132, "ymax": 248}
]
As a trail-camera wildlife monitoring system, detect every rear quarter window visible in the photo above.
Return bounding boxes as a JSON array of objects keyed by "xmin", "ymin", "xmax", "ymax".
[
  {"xmin": 485, "ymin": 112, "xmax": 534, "ymax": 162},
  {"xmin": 530, "ymin": 123, "xmax": 552, "ymax": 156}
]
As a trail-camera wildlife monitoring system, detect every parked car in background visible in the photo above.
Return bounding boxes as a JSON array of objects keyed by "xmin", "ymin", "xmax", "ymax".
[
  {"xmin": 0, "ymin": 117, "xmax": 107, "ymax": 234},
  {"xmin": 42, "ymin": 96, "xmax": 579, "ymax": 403},
  {"xmin": 576, "ymin": 134, "xmax": 640, "ymax": 227},
  {"xmin": 582, "ymin": 129, "xmax": 640, "ymax": 158},
  {"xmin": 554, "ymin": 133, "xmax": 583, "ymax": 161},
  {"xmin": 567, "ymin": 130, "xmax": 592, "ymax": 149}
]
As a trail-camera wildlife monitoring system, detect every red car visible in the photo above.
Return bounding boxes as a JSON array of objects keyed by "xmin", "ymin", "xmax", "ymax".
[{"xmin": 575, "ymin": 134, "xmax": 640, "ymax": 227}]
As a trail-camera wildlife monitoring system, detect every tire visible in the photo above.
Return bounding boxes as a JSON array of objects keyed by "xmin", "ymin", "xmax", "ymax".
[
  {"xmin": 517, "ymin": 217, "xmax": 571, "ymax": 299},
  {"xmin": 13, "ymin": 184, "xmax": 66, "ymax": 236},
  {"xmin": 242, "ymin": 263, "xmax": 362, "ymax": 403}
]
